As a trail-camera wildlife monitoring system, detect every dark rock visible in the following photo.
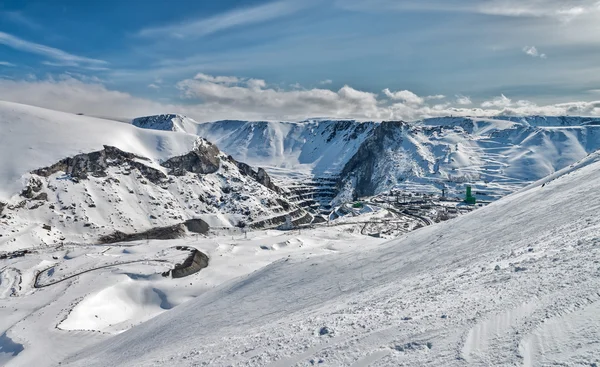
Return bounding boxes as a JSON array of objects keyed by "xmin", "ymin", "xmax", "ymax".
[
  {"xmin": 183, "ymin": 219, "xmax": 210, "ymax": 234},
  {"xmin": 21, "ymin": 177, "xmax": 43, "ymax": 198},
  {"xmin": 33, "ymin": 193, "xmax": 48, "ymax": 201},
  {"xmin": 161, "ymin": 139, "xmax": 220, "ymax": 175},
  {"xmin": 32, "ymin": 145, "xmax": 167, "ymax": 184},
  {"xmin": 228, "ymin": 157, "xmax": 281, "ymax": 193},
  {"xmin": 170, "ymin": 249, "xmax": 209, "ymax": 278},
  {"xmin": 319, "ymin": 326, "xmax": 332, "ymax": 336}
]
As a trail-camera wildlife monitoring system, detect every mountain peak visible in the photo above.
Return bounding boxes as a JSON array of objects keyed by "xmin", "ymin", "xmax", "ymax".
[{"xmin": 132, "ymin": 114, "xmax": 199, "ymax": 132}]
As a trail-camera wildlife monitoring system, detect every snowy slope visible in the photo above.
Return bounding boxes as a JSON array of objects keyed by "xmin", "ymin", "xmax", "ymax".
[
  {"xmin": 0, "ymin": 101, "xmax": 199, "ymax": 201},
  {"xmin": 64, "ymin": 148, "xmax": 600, "ymax": 366},
  {"xmin": 0, "ymin": 102, "xmax": 309, "ymax": 250}
]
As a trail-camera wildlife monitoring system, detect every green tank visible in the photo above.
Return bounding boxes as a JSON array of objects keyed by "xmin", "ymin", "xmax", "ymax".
[{"xmin": 465, "ymin": 185, "xmax": 476, "ymax": 204}]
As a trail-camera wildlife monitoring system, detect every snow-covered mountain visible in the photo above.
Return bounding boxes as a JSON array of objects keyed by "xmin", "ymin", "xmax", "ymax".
[
  {"xmin": 173, "ymin": 116, "xmax": 600, "ymax": 203},
  {"xmin": 63, "ymin": 138, "xmax": 600, "ymax": 367},
  {"xmin": 0, "ymin": 102, "xmax": 309, "ymax": 250}
]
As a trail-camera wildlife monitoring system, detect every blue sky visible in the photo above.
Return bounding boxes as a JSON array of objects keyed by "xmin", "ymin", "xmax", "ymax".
[{"xmin": 1, "ymin": 0, "xmax": 600, "ymax": 121}]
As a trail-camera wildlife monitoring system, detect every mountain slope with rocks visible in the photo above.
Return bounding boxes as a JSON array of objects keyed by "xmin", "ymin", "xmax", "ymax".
[{"xmin": 0, "ymin": 102, "xmax": 308, "ymax": 251}]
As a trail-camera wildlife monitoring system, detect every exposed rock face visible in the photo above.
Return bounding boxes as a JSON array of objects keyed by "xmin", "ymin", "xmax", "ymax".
[
  {"xmin": 229, "ymin": 157, "xmax": 280, "ymax": 193},
  {"xmin": 171, "ymin": 248, "xmax": 209, "ymax": 278},
  {"xmin": 98, "ymin": 223, "xmax": 188, "ymax": 244},
  {"xmin": 183, "ymin": 219, "xmax": 210, "ymax": 234},
  {"xmin": 132, "ymin": 114, "xmax": 182, "ymax": 131},
  {"xmin": 32, "ymin": 145, "xmax": 167, "ymax": 184},
  {"xmin": 337, "ymin": 121, "xmax": 406, "ymax": 199},
  {"xmin": 161, "ymin": 140, "xmax": 221, "ymax": 175},
  {"xmin": 20, "ymin": 177, "xmax": 43, "ymax": 198}
]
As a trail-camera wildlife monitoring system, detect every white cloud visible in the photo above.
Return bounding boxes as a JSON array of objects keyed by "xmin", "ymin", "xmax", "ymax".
[
  {"xmin": 193, "ymin": 73, "xmax": 240, "ymax": 84},
  {"xmin": 0, "ymin": 31, "xmax": 107, "ymax": 67},
  {"xmin": 176, "ymin": 74, "xmax": 382, "ymax": 119},
  {"xmin": 477, "ymin": 0, "xmax": 598, "ymax": 21},
  {"xmin": 339, "ymin": 0, "xmax": 600, "ymax": 21},
  {"xmin": 1, "ymin": 74, "xmax": 600, "ymax": 122},
  {"xmin": 456, "ymin": 95, "xmax": 472, "ymax": 105},
  {"xmin": 320, "ymin": 79, "xmax": 333, "ymax": 85},
  {"xmin": 138, "ymin": 1, "xmax": 308, "ymax": 39},
  {"xmin": 148, "ymin": 83, "xmax": 160, "ymax": 90},
  {"xmin": 383, "ymin": 88, "xmax": 424, "ymax": 105},
  {"xmin": 0, "ymin": 61, "xmax": 15, "ymax": 67},
  {"xmin": 481, "ymin": 94, "xmax": 512, "ymax": 108},
  {"xmin": 523, "ymin": 46, "xmax": 547, "ymax": 58},
  {"xmin": 425, "ymin": 94, "xmax": 445, "ymax": 100}
]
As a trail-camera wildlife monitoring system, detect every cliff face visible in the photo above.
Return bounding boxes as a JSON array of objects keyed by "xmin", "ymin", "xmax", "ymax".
[{"xmin": 337, "ymin": 121, "xmax": 407, "ymax": 199}]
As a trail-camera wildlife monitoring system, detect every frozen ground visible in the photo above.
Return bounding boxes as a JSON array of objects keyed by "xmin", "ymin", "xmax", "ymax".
[{"xmin": 62, "ymin": 153, "xmax": 600, "ymax": 366}]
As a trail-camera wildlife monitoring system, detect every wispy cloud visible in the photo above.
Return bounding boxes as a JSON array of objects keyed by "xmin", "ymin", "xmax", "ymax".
[
  {"xmin": 138, "ymin": 1, "xmax": 308, "ymax": 39},
  {"xmin": 1, "ymin": 11, "xmax": 42, "ymax": 30},
  {"xmin": 0, "ymin": 61, "xmax": 16, "ymax": 67},
  {"xmin": 320, "ymin": 79, "xmax": 333, "ymax": 85},
  {"xmin": 338, "ymin": 0, "xmax": 600, "ymax": 21},
  {"xmin": 0, "ymin": 31, "xmax": 107, "ymax": 67},
  {"xmin": 522, "ymin": 46, "xmax": 547, "ymax": 58}
]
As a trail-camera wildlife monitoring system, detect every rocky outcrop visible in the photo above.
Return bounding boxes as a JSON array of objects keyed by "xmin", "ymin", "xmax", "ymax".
[
  {"xmin": 98, "ymin": 223, "xmax": 187, "ymax": 244},
  {"xmin": 98, "ymin": 218, "xmax": 210, "ymax": 244},
  {"xmin": 20, "ymin": 177, "xmax": 43, "ymax": 198},
  {"xmin": 183, "ymin": 219, "xmax": 210, "ymax": 234},
  {"xmin": 170, "ymin": 248, "xmax": 209, "ymax": 278},
  {"xmin": 32, "ymin": 145, "xmax": 167, "ymax": 184},
  {"xmin": 161, "ymin": 139, "xmax": 220, "ymax": 175},
  {"xmin": 229, "ymin": 158, "xmax": 280, "ymax": 193},
  {"xmin": 132, "ymin": 114, "xmax": 183, "ymax": 131}
]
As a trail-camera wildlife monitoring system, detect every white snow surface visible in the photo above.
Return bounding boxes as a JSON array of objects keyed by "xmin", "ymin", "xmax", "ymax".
[
  {"xmin": 0, "ymin": 101, "xmax": 198, "ymax": 201},
  {"xmin": 63, "ymin": 151, "xmax": 600, "ymax": 366}
]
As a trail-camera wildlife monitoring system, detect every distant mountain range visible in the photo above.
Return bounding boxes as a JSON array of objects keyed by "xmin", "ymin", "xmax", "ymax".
[{"xmin": 132, "ymin": 113, "xmax": 600, "ymax": 203}]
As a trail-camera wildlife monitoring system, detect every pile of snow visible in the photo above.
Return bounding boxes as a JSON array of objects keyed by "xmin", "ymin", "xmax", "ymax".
[{"xmin": 64, "ymin": 151, "xmax": 600, "ymax": 366}]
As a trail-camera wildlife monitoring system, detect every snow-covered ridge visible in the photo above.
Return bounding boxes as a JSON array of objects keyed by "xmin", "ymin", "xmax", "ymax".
[
  {"xmin": 0, "ymin": 101, "xmax": 198, "ymax": 201},
  {"xmin": 0, "ymin": 101, "xmax": 310, "ymax": 249}
]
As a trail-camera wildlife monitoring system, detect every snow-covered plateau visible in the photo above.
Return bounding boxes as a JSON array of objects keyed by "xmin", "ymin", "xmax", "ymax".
[{"xmin": 1, "ymin": 101, "xmax": 600, "ymax": 366}]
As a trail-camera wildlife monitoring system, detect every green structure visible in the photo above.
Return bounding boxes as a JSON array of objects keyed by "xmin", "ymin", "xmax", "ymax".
[
  {"xmin": 352, "ymin": 202, "xmax": 364, "ymax": 209},
  {"xmin": 465, "ymin": 185, "xmax": 476, "ymax": 205}
]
